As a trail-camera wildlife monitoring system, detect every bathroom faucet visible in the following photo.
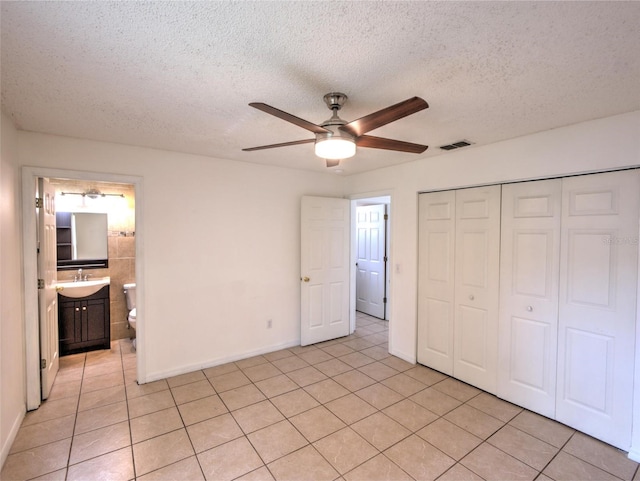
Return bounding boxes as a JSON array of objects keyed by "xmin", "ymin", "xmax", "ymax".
[{"xmin": 75, "ymin": 268, "xmax": 84, "ymax": 282}]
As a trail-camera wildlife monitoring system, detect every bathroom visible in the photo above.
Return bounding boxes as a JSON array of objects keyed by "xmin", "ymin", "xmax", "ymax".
[{"xmin": 52, "ymin": 179, "xmax": 136, "ymax": 348}]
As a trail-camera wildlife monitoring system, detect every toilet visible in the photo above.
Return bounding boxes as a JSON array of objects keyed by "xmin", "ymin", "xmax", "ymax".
[{"xmin": 123, "ymin": 283, "xmax": 137, "ymax": 349}]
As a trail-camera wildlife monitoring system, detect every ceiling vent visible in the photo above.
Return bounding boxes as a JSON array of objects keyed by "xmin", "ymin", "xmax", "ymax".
[{"xmin": 439, "ymin": 140, "xmax": 474, "ymax": 151}]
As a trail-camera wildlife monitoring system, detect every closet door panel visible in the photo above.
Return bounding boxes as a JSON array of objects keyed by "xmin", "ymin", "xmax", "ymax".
[
  {"xmin": 417, "ymin": 191, "xmax": 456, "ymax": 373},
  {"xmin": 498, "ymin": 179, "xmax": 561, "ymax": 417},
  {"xmin": 557, "ymin": 170, "xmax": 639, "ymax": 450},
  {"xmin": 454, "ymin": 185, "xmax": 501, "ymax": 393},
  {"xmin": 458, "ymin": 305, "xmax": 488, "ymax": 369}
]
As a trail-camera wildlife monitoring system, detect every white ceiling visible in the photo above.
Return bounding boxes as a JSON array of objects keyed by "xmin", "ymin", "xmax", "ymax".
[{"xmin": 2, "ymin": 1, "xmax": 639, "ymax": 175}]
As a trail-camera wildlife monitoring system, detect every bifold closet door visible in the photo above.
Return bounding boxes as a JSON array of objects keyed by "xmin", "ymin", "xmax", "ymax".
[
  {"xmin": 557, "ymin": 169, "xmax": 639, "ymax": 450},
  {"xmin": 453, "ymin": 185, "xmax": 501, "ymax": 394},
  {"xmin": 417, "ymin": 190, "xmax": 455, "ymax": 374},
  {"xmin": 498, "ymin": 179, "xmax": 561, "ymax": 417}
]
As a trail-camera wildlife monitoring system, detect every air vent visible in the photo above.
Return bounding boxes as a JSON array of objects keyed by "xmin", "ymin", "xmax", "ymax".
[{"xmin": 440, "ymin": 140, "xmax": 474, "ymax": 151}]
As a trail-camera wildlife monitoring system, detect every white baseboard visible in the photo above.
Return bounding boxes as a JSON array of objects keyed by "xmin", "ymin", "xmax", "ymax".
[
  {"xmin": 143, "ymin": 339, "xmax": 301, "ymax": 384},
  {"xmin": 389, "ymin": 348, "xmax": 416, "ymax": 365},
  {"xmin": 628, "ymin": 446, "xmax": 640, "ymax": 463},
  {"xmin": 1, "ymin": 409, "xmax": 25, "ymax": 469}
]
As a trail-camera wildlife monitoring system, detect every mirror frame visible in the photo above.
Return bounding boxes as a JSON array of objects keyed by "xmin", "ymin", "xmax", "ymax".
[{"xmin": 57, "ymin": 258, "xmax": 109, "ymax": 270}]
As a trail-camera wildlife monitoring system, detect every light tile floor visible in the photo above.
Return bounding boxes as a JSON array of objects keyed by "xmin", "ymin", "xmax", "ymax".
[{"xmin": 2, "ymin": 313, "xmax": 639, "ymax": 481}]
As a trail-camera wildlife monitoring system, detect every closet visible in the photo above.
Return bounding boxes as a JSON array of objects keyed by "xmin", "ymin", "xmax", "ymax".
[{"xmin": 417, "ymin": 169, "xmax": 639, "ymax": 450}]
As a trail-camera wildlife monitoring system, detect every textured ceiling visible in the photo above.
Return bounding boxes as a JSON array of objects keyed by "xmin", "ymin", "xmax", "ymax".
[{"xmin": 2, "ymin": 1, "xmax": 639, "ymax": 175}]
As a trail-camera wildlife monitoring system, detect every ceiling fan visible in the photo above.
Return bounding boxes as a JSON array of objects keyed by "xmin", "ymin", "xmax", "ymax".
[{"xmin": 243, "ymin": 93, "xmax": 429, "ymax": 167}]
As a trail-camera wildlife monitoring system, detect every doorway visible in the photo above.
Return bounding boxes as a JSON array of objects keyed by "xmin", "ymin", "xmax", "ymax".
[
  {"xmin": 351, "ymin": 194, "xmax": 391, "ymax": 329},
  {"xmin": 22, "ymin": 166, "xmax": 144, "ymax": 410},
  {"xmin": 355, "ymin": 203, "xmax": 388, "ymax": 319}
]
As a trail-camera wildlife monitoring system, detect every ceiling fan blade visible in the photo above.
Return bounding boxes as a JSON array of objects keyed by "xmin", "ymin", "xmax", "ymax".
[
  {"xmin": 242, "ymin": 138, "xmax": 315, "ymax": 152},
  {"xmin": 249, "ymin": 103, "xmax": 330, "ymax": 134},
  {"xmin": 340, "ymin": 97, "xmax": 429, "ymax": 137},
  {"xmin": 355, "ymin": 135, "xmax": 428, "ymax": 154}
]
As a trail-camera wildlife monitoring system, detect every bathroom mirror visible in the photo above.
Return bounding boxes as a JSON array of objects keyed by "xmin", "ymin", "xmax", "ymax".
[{"xmin": 56, "ymin": 212, "xmax": 109, "ymax": 270}]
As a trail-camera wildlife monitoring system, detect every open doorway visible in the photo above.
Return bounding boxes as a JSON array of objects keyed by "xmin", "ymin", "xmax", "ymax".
[
  {"xmin": 350, "ymin": 194, "xmax": 391, "ymax": 329},
  {"xmin": 355, "ymin": 202, "xmax": 388, "ymax": 320},
  {"xmin": 22, "ymin": 167, "xmax": 143, "ymax": 410}
]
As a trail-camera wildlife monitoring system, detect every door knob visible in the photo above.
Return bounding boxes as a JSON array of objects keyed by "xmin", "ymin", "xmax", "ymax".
[
  {"xmin": 301, "ymin": 277, "xmax": 310, "ymax": 282},
  {"xmin": 526, "ymin": 306, "xmax": 533, "ymax": 312},
  {"xmin": 469, "ymin": 294, "xmax": 474, "ymax": 301}
]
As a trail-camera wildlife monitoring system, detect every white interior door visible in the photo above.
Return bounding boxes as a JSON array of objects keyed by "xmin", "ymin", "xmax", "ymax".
[
  {"xmin": 498, "ymin": 179, "xmax": 561, "ymax": 417},
  {"xmin": 417, "ymin": 191, "xmax": 456, "ymax": 374},
  {"xmin": 453, "ymin": 185, "xmax": 501, "ymax": 394},
  {"xmin": 355, "ymin": 204, "xmax": 386, "ymax": 319},
  {"xmin": 37, "ymin": 177, "xmax": 59, "ymax": 399},
  {"xmin": 557, "ymin": 169, "xmax": 639, "ymax": 450},
  {"xmin": 300, "ymin": 196, "xmax": 350, "ymax": 346}
]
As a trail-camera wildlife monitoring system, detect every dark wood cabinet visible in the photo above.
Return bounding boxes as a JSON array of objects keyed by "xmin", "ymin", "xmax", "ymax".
[{"xmin": 59, "ymin": 285, "xmax": 110, "ymax": 356}]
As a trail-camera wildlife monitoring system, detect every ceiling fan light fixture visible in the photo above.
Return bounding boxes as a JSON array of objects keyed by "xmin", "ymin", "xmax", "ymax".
[{"xmin": 315, "ymin": 137, "xmax": 356, "ymax": 160}]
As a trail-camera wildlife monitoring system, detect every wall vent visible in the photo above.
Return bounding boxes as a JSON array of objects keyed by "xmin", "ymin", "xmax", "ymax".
[{"xmin": 439, "ymin": 140, "xmax": 474, "ymax": 151}]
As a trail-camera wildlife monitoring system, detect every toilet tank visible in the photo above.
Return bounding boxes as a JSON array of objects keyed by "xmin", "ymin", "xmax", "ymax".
[{"xmin": 123, "ymin": 283, "xmax": 136, "ymax": 310}]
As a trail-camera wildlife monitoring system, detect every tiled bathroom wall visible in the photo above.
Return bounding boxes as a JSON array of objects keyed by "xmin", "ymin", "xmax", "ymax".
[{"xmin": 51, "ymin": 179, "xmax": 136, "ymax": 342}]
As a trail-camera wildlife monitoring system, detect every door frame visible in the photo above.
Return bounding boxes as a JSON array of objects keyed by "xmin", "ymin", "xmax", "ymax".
[
  {"xmin": 350, "ymin": 192, "xmax": 392, "ymax": 332},
  {"xmin": 22, "ymin": 166, "xmax": 144, "ymax": 410}
]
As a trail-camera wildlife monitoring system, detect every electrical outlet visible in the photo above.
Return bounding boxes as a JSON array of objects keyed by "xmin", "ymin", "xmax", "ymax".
[{"xmin": 267, "ymin": 319, "xmax": 273, "ymax": 329}]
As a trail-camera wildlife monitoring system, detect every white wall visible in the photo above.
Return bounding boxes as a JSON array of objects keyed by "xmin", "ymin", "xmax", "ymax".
[
  {"xmin": 18, "ymin": 133, "xmax": 345, "ymax": 381},
  {"xmin": 1, "ymin": 112, "xmax": 26, "ymax": 467}
]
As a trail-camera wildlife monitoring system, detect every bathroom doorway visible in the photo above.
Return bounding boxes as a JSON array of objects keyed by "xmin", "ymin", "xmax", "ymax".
[{"xmin": 22, "ymin": 166, "xmax": 143, "ymax": 410}]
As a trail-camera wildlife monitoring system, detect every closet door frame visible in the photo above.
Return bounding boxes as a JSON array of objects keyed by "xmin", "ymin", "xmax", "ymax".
[{"xmin": 417, "ymin": 167, "xmax": 640, "ymax": 457}]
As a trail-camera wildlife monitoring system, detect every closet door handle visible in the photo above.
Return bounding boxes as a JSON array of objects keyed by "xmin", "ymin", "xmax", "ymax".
[
  {"xmin": 469, "ymin": 294, "xmax": 474, "ymax": 301},
  {"xmin": 526, "ymin": 305, "xmax": 533, "ymax": 312}
]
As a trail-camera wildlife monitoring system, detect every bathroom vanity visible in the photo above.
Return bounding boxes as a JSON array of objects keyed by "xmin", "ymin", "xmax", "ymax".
[{"xmin": 58, "ymin": 283, "xmax": 111, "ymax": 356}]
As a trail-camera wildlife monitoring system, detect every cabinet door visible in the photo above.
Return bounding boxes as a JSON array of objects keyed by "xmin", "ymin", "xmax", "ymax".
[
  {"xmin": 557, "ymin": 170, "xmax": 639, "ymax": 450},
  {"xmin": 417, "ymin": 191, "xmax": 456, "ymax": 374},
  {"xmin": 86, "ymin": 299, "xmax": 108, "ymax": 341},
  {"xmin": 498, "ymin": 179, "xmax": 561, "ymax": 417},
  {"xmin": 454, "ymin": 185, "xmax": 501, "ymax": 393},
  {"xmin": 59, "ymin": 300, "xmax": 79, "ymax": 346}
]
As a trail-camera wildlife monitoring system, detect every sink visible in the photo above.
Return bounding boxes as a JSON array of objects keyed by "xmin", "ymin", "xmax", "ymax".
[{"xmin": 56, "ymin": 277, "xmax": 110, "ymax": 298}]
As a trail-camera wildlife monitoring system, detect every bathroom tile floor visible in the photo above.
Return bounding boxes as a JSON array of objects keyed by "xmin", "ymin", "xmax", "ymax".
[{"xmin": 2, "ymin": 313, "xmax": 638, "ymax": 481}]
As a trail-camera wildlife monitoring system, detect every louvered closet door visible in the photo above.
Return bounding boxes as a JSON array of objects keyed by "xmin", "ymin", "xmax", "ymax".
[
  {"xmin": 498, "ymin": 179, "xmax": 561, "ymax": 417},
  {"xmin": 454, "ymin": 185, "xmax": 501, "ymax": 394},
  {"xmin": 417, "ymin": 191, "xmax": 456, "ymax": 374},
  {"xmin": 557, "ymin": 170, "xmax": 639, "ymax": 450}
]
